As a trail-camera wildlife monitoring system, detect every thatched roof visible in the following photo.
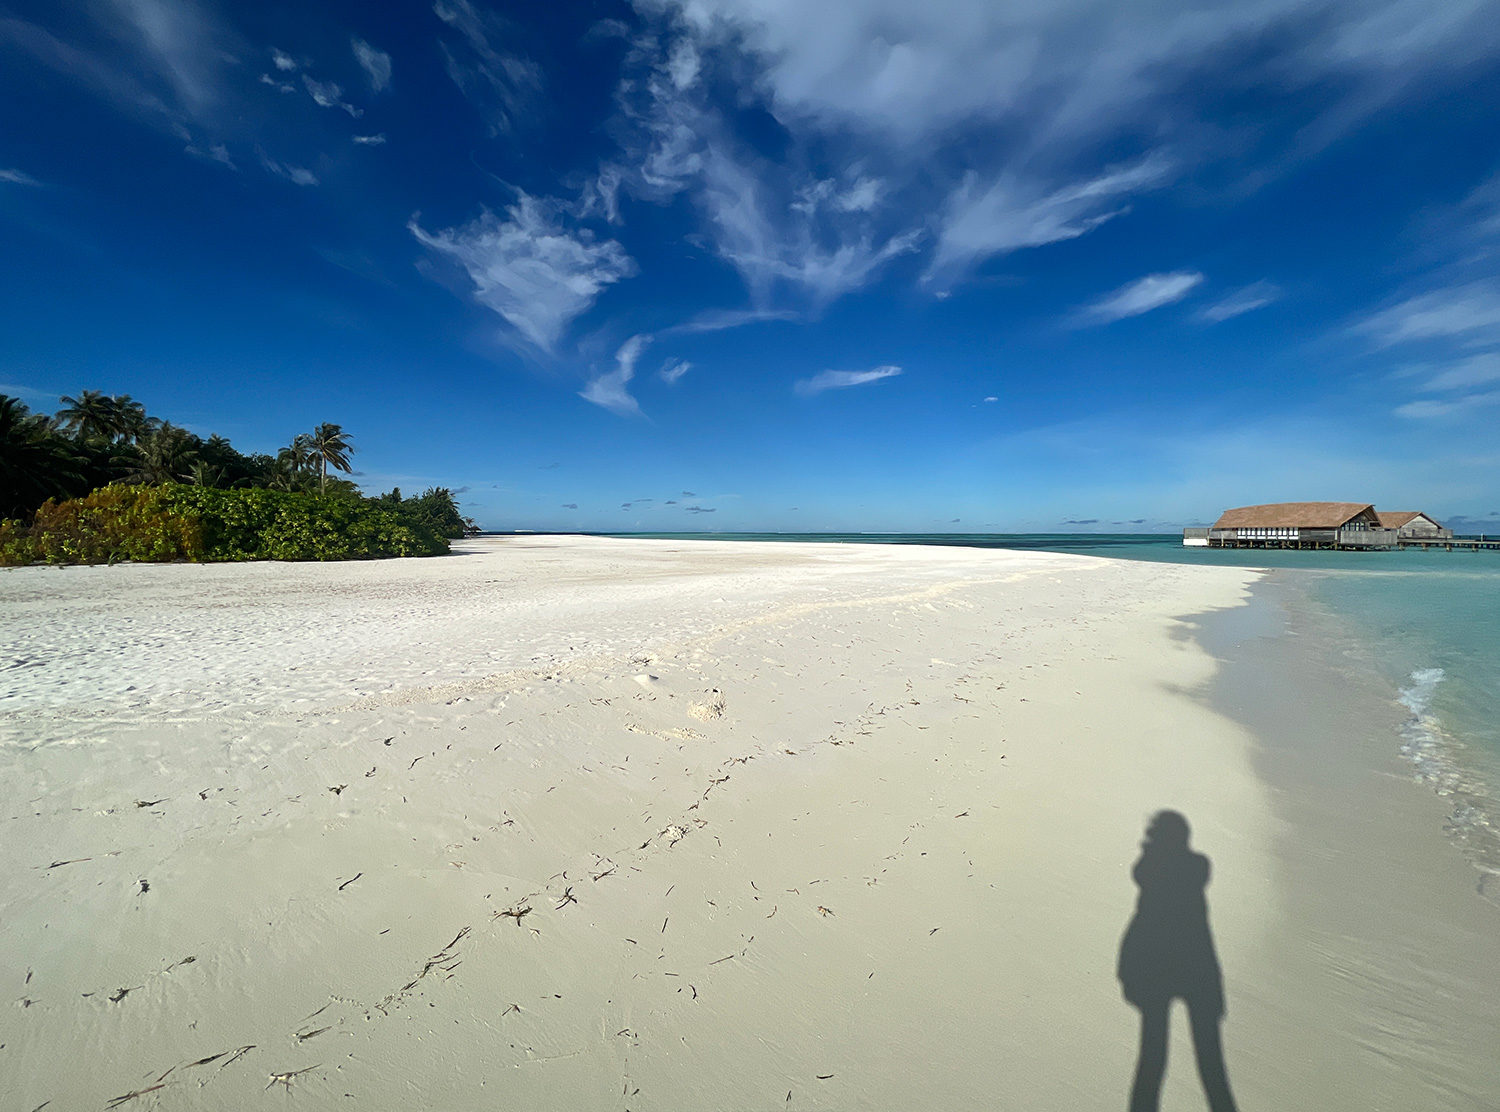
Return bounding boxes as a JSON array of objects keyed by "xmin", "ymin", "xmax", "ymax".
[
  {"xmin": 1213, "ymin": 502, "xmax": 1376, "ymax": 529},
  {"xmin": 1376, "ymin": 510, "xmax": 1440, "ymax": 528}
]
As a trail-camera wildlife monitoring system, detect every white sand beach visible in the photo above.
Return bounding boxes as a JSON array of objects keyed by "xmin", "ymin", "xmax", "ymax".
[{"xmin": 2, "ymin": 537, "xmax": 1497, "ymax": 1110}]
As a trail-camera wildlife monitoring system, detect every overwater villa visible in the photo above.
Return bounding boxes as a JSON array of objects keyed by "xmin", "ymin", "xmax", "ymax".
[{"xmin": 1182, "ymin": 502, "xmax": 1473, "ymax": 550}]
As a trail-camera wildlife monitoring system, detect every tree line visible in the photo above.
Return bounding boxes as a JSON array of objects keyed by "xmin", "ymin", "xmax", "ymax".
[{"xmin": 1, "ymin": 391, "xmax": 476, "ymax": 563}]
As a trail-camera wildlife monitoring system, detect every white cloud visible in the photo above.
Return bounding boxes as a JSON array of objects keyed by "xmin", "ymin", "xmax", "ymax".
[
  {"xmin": 271, "ymin": 48, "xmax": 297, "ymax": 72},
  {"xmin": 1359, "ymin": 282, "xmax": 1500, "ymax": 347},
  {"xmin": 580, "ymin": 334, "xmax": 649, "ymax": 417},
  {"xmin": 259, "ymin": 73, "xmax": 295, "ymax": 93},
  {"xmin": 303, "ymin": 75, "xmax": 362, "ymax": 118},
  {"xmin": 433, "ymin": 0, "xmax": 541, "ymax": 133},
  {"xmin": 1198, "ymin": 280, "xmax": 1280, "ymax": 323},
  {"xmin": 260, "ymin": 154, "xmax": 318, "ymax": 186},
  {"xmin": 795, "ymin": 364, "xmax": 902, "ymax": 396},
  {"xmin": 353, "ymin": 133, "xmax": 387, "ymax": 145},
  {"xmin": 927, "ymin": 155, "xmax": 1171, "ymax": 285},
  {"xmin": 699, "ymin": 147, "xmax": 921, "ymax": 305},
  {"xmin": 1078, "ymin": 271, "xmax": 1204, "ymax": 325},
  {"xmin": 641, "ymin": 0, "xmax": 1500, "ymax": 147},
  {"xmin": 664, "ymin": 307, "xmax": 799, "ymax": 334},
  {"xmin": 410, "ymin": 192, "xmax": 637, "ymax": 351},
  {"xmin": 1395, "ymin": 390, "xmax": 1500, "ymax": 419},
  {"xmin": 0, "ymin": 168, "xmax": 42, "ymax": 186},
  {"xmin": 1418, "ymin": 353, "xmax": 1500, "ymax": 392},
  {"xmin": 352, "ymin": 38, "xmax": 392, "ymax": 92},
  {"xmin": 983, "ymin": 395, "xmax": 999, "ymax": 402},
  {"xmin": 659, "ymin": 358, "xmax": 693, "ymax": 383}
]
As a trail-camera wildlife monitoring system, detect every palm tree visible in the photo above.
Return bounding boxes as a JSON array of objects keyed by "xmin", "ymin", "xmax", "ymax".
[
  {"xmin": 125, "ymin": 423, "xmax": 199, "ymax": 485},
  {"xmin": 111, "ymin": 395, "xmax": 152, "ymax": 445},
  {"xmin": 57, "ymin": 390, "xmax": 117, "ymax": 441},
  {"xmin": 305, "ymin": 423, "xmax": 355, "ymax": 495},
  {"xmin": 1, "ymin": 396, "xmax": 83, "ymax": 518}
]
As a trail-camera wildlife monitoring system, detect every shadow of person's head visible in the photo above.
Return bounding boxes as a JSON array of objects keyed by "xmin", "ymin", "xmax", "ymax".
[{"xmin": 1143, "ymin": 809, "xmax": 1190, "ymax": 853}]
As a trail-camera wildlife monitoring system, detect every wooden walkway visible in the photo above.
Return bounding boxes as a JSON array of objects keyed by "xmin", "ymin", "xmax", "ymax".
[{"xmin": 1397, "ymin": 537, "xmax": 1500, "ymax": 551}]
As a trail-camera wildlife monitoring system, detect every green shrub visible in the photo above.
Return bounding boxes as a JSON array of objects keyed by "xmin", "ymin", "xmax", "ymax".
[
  {"xmin": 0, "ymin": 484, "xmax": 449, "ymax": 566},
  {"xmin": 163, "ymin": 485, "xmax": 448, "ymax": 560},
  {"xmin": 0, "ymin": 484, "xmax": 202, "ymax": 565}
]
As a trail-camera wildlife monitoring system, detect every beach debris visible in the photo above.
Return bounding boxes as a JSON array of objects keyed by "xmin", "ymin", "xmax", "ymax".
[
  {"xmin": 709, "ymin": 953, "xmax": 735, "ymax": 965},
  {"xmin": 555, "ymin": 886, "xmax": 578, "ymax": 909},
  {"xmin": 496, "ymin": 904, "xmax": 532, "ymax": 925},
  {"xmin": 266, "ymin": 1065, "xmax": 319, "ymax": 1091},
  {"xmin": 816, "ymin": 906, "xmax": 834, "ymax": 917},
  {"xmin": 502, "ymin": 1003, "xmax": 521, "ymax": 1016},
  {"xmin": 138, "ymin": 879, "xmax": 149, "ymax": 894},
  {"xmin": 337, "ymin": 872, "xmax": 363, "ymax": 892},
  {"xmin": 381, "ymin": 738, "xmax": 393, "ymax": 745},
  {"xmin": 365, "ymin": 767, "xmax": 376, "ymax": 777},
  {"xmin": 817, "ymin": 1074, "xmax": 834, "ymax": 1080},
  {"xmin": 46, "ymin": 857, "xmax": 91, "ymax": 869},
  {"xmin": 135, "ymin": 799, "xmax": 166, "ymax": 809},
  {"xmin": 408, "ymin": 755, "xmax": 425, "ymax": 770},
  {"xmin": 296, "ymin": 1026, "xmax": 331, "ymax": 1042},
  {"xmin": 107, "ymin": 1084, "xmax": 166, "ymax": 1106},
  {"xmin": 108, "ymin": 986, "xmax": 135, "ymax": 1003},
  {"xmin": 328, "ymin": 784, "xmax": 347, "ymax": 796}
]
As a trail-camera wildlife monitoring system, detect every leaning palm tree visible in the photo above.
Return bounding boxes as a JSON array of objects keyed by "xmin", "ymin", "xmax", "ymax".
[{"xmin": 305, "ymin": 423, "xmax": 355, "ymax": 495}]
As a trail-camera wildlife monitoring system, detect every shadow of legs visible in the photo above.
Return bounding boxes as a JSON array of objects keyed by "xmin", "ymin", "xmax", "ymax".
[
  {"xmin": 1187, "ymin": 1002, "xmax": 1239, "ymax": 1112},
  {"xmin": 1129, "ymin": 1002, "xmax": 1169, "ymax": 1112}
]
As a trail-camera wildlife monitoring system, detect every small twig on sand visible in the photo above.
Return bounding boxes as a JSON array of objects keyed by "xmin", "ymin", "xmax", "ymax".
[
  {"xmin": 554, "ymin": 886, "xmax": 577, "ymax": 909},
  {"xmin": 107, "ymin": 1085, "xmax": 166, "ymax": 1107},
  {"xmin": 338, "ymin": 872, "xmax": 362, "ymax": 892},
  {"xmin": 266, "ymin": 1065, "xmax": 320, "ymax": 1091}
]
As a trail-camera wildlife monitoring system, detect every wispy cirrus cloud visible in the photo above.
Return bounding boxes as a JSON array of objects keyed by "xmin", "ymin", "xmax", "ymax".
[
  {"xmin": 1077, "ymin": 271, "xmax": 1204, "ymax": 326},
  {"xmin": 1358, "ymin": 281, "xmax": 1500, "ymax": 348},
  {"xmin": 302, "ymin": 75, "xmax": 362, "ymax": 118},
  {"xmin": 260, "ymin": 153, "xmax": 317, "ymax": 186},
  {"xmin": 410, "ymin": 192, "xmax": 636, "ymax": 352},
  {"xmin": 795, "ymin": 364, "xmax": 902, "ymax": 396},
  {"xmin": 580, "ymin": 333, "xmax": 649, "ymax": 417},
  {"xmin": 659, "ymin": 358, "xmax": 692, "ymax": 384},
  {"xmin": 926, "ymin": 156, "xmax": 1171, "ymax": 287},
  {"xmin": 1392, "ymin": 352, "xmax": 1500, "ymax": 419},
  {"xmin": 433, "ymin": 0, "xmax": 541, "ymax": 133},
  {"xmin": 600, "ymin": 32, "xmax": 920, "ymax": 309},
  {"xmin": 0, "ymin": 168, "xmax": 42, "ymax": 186},
  {"xmin": 352, "ymin": 38, "xmax": 391, "ymax": 92},
  {"xmin": 1199, "ymin": 280, "xmax": 1280, "ymax": 323}
]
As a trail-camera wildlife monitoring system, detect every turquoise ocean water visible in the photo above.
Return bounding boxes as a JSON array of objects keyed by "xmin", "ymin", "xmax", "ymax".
[{"xmin": 601, "ymin": 532, "xmax": 1500, "ymax": 884}]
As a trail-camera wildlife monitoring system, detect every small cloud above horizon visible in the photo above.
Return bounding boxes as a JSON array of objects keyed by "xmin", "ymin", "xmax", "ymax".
[
  {"xmin": 795, "ymin": 364, "xmax": 902, "ymax": 396},
  {"xmin": 1199, "ymin": 281, "xmax": 1279, "ymax": 323},
  {"xmin": 1078, "ymin": 271, "xmax": 1203, "ymax": 326}
]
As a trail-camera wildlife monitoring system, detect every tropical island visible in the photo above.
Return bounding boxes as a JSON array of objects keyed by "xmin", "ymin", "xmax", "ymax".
[{"xmin": 0, "ymin": 391, "xmax": 473, "ymax": 565}]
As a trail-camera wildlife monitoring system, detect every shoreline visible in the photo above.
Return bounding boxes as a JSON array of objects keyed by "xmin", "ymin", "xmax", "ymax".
[
  {"xmin": 1194, "ymin": 571, "xmax": 1500, "ymax": 1108},
  {"xmin": 1, "ymin": 537, "xmax": 1494, "ymax": 1108}
]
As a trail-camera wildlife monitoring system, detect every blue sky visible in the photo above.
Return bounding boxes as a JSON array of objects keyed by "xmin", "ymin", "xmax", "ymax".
[{"xmin": 4, "ymin": 0, "xmax": 1500, "ymax": 532}]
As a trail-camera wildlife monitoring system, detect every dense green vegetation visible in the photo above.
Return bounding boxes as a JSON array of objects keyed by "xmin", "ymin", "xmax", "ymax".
[{"xmin": 0, "ymin": 392, "xmax": 476, "ymax": 565}]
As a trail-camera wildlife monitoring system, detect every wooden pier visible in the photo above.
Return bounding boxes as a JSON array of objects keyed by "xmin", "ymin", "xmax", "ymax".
[{"xmin": 1397, "ymin": 536, "xmax": 1500, "ymax": 551}]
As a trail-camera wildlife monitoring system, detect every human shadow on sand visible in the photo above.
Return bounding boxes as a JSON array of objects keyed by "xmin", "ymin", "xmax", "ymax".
[{"xmin": 1118, "ymin": 811, "xmax": 1239, "ymax": 1112}]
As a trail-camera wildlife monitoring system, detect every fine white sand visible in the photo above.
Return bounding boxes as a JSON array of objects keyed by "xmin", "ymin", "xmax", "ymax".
[{"xmin": 0, "ymin": 537, "xmax": 1492, "ymax": 1109}]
